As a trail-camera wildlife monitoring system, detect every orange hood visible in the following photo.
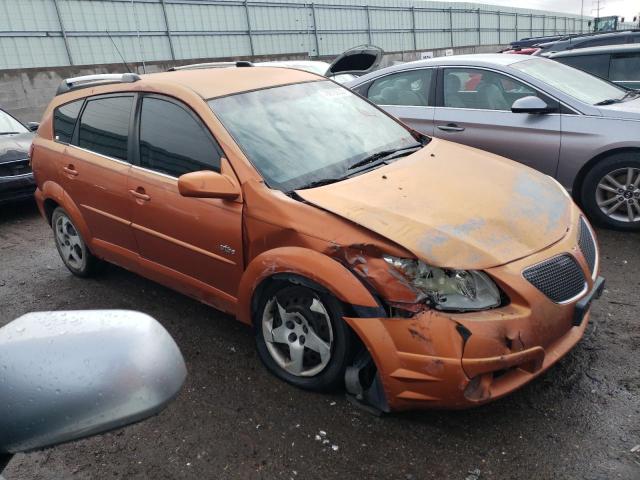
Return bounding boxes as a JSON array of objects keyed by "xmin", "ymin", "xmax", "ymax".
[{"xmin": 297, "ymin": 139, "xmax": 571, "ymax": 270}]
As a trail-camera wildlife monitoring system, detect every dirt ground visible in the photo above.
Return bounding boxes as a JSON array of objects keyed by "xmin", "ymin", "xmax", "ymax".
[{"xmin": 1, "ymin": 200, "xmax": 638, "ymax": 480}]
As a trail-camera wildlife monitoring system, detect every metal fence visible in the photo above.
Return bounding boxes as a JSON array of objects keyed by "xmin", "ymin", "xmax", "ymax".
[{"xmin": 0, "ymin": 0, "xmax": 593, "ymax": 70}]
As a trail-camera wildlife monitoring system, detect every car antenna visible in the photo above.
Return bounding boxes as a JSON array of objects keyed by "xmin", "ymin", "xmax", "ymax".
[{"xmin": 106, "ymin": 30, "xmax": 133, "ymax": 74}]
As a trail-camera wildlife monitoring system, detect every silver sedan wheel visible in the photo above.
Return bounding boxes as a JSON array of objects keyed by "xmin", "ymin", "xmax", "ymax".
[
  {"xmin": 261, "ymin": 294, "xmax": 333, "ymax": 377},
  {"xmin": 54, "ymin": 213, "xmax": 87, "ymax": 271},
  {"xmin": 596, "ymin": 167, "xmax": 640, "ymax": 223}
]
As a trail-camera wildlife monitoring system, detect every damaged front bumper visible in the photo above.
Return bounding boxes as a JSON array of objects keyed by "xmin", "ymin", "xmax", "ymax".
[{"xmin": 343, "ymin": 259, "xmax": 604, "ymax": 412}]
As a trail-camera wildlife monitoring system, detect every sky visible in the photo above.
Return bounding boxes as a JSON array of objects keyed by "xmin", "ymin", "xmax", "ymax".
[{"xmin": 445, "ymin": 1, "xmax": 639, "ymax": 20}]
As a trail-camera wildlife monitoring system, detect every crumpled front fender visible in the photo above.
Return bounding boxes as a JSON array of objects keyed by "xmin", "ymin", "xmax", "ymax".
[{"xmin": 236, "ymin": 247, "xmax": 380, "ymax": 325}]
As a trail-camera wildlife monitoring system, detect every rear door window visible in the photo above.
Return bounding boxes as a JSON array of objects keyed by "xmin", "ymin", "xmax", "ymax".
[
  {"xmin": 367, "ymin": 69, "xmax": 433, "ymax": 106},
  {"xmin": 77, "ymin": 96, "xmax": 134, "ymax": 161},
  {"xmin": 555, "ymin": 54, "xmax": 610, "ymax": 79},
  {"xmin": 53, "ymin": 100, "xmax": 83, "ymax": 143},
  {"xmin": 138, "ymin": 96, "xmax": 222, "ymax": 177}
]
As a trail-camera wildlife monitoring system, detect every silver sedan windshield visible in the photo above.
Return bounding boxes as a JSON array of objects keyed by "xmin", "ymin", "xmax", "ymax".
[{"xmin": 512, "ymin": 58, "xmax": 626, "ymax": 105}]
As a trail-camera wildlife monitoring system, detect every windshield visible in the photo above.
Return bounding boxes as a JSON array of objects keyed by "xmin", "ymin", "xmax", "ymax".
[
  {"xmin": 0, "ymin": 109, "xmax": 27, "ymax": 134},
  {"xmin": 512, "ymin": 58, "xmax": 627, "ymax": 105},
  {"xmin": 209, "ymin": 81, "xmax": 418, "ymax": 191}
]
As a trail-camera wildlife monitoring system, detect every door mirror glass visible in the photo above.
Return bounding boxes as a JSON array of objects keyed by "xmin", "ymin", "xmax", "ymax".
[
  {"xmin": 0, "ymin": 310, "xmax": 186, "ymax": 455},
  {"xmin": 27, "ymin": 122, "xmax": 39, "ymax": 132},
  {"xmin": 178, "ymin": 169, "xmax": 240, "ymax": 199},
  {"xmin": 511, "ymin": 96, "xmax": 554, "ymax": 114}
]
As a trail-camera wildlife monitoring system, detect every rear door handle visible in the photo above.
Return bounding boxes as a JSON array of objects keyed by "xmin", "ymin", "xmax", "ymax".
[
  {"xmin": 129, "ymin": 188, "xmax": 151, "ymax": 201},
  {"xmin": 63, "ymin": 165, "xmax": 79, "ymax": 176},
  {"xmin": 437, "ymin": 124, "xmax": 465, "ymax": 132}
]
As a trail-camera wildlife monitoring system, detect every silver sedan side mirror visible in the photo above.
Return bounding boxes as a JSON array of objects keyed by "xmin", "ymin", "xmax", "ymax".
[
  {"xmin": 0, "ymin": 310, "xmax": 186, "ymax": 456},
  {"xmin": 511, "ymin": 95, "xmax": 556, "ymax": 114}
]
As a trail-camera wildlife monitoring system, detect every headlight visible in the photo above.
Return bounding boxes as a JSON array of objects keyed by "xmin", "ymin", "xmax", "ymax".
[{"xmin": 383, "ymin": 255, "xmax": 501, "ymax": 311}]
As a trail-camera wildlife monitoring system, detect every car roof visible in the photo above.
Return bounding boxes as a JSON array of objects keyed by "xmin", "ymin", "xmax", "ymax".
[
  {"xmin": 146, "ymin": 67, "xmax": 321, "ymax": 99},
  {"xmin": 54, "ymin": 66, "xmax": 321, "ymax": 106},
  {"xmin": 549, "ymin": 43, "xmax": 640, "ymax": 58},
  {"xmin": 538, "ymin": 29, "xmax": 637, "ymax": 48},
  {"xmin": 400, "ymin": 53, "xmax": 529, "ymax": 68},
  {"xmin": 356, "ymin": 53, "xmax": 531, "ymax": 77}
]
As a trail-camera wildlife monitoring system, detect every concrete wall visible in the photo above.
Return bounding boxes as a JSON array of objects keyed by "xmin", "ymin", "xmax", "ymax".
[{"xmin": 2, "ymin": 44, "xmax": 505, "ymax": 123}]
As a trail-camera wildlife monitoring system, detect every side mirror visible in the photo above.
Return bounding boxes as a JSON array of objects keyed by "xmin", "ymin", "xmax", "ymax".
[
  {"xmin": 0, "ymin": 310, "xmax": 186, "ymax": 455},
  {"xmin": 511, "ymin": 96, "xmax": 555, "ymax": 114},
  {"xmin": 27, "ymin": 122, "xmax": 39, "ymax": 132},
  {"xmin": 178, "ymin": 169, "xmax": 240, "ymax": 199}
]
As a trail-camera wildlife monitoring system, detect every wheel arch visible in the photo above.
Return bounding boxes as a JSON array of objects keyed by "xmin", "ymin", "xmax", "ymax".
[
  {"xmin": 572, "ymin": 147, "xmax": 640, "ymax": 204},
  {"xmin": 236, "ymin": 247, "xmax": 383, "ymax": 325},
  {"xmin": 41, "ymin": 181, "xmax": 93, "ymax": 245}
]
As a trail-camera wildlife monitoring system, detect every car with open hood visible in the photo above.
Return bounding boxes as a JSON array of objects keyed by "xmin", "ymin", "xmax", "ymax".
[
  {"xmin": 347, "ymin": 54, "xmax": 640, "ymax": 231},
  {"xmin": 30, "ymin": 66, "xmax": 603, "ymax": 412},
  {"xmin": 169, "ymin": 45, "xmax": 384, "ymax": 84}
]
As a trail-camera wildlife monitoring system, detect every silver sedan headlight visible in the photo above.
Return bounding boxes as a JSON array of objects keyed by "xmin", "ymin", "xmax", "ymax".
[{"xmin": 383, "ymin": 255, "xmax": 502, "ymax": 311}]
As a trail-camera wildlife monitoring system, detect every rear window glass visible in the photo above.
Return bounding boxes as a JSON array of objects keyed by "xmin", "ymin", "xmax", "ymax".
[
  {"xmin": 78, "ymin": 96, "xmax": 133, "ymax": 161},
  {"xmin": 53, "ymin": 100, "xmax": 83, "ymax": 143}
]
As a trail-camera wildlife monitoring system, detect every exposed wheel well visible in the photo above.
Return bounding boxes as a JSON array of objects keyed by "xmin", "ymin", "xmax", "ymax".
[
  {"xmin": 250, "ymin": 273, "xmax": 384, "ymax": 324},
  {"xmin": 572, "ymin": 147, "xmax": 640, "ymax": 205},
  {"xmin": 43, "ymin": 198, "xmax": 60, "ymax": 225}
]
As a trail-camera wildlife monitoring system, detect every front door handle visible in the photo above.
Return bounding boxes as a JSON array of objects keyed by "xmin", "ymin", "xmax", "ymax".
[
  {"xmin": 437, "ymin": 123, "xmax": 465, "ymax": 132},
  {"xmin": 129, "ymin": 188, "xmax": 151, "ymax": 202},
  {"xmin": 63, "ymin": 165, "xmax": 79, "ymax": 176}
]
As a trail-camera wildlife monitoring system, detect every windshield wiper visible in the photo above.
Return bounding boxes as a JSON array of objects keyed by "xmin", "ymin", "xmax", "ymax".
[
  {"xmin": 0, "ymin": 132, "xmax": 21, "ymax": 136},
  {"xmin": 296, "ymin": 177, "xmax": 345, "ymax": 190},
  {"xmin": 595, "ymin": 90, "xmax": 640, "ymax": 106},
  {"xmin": 347, "ymin": 144, "xmax": 422, "ymax": 171},
  {"xmin": 620, "ymin": 89, "xmax": 640, "ymax": 101},
  {"xmin": 595, "ymin": 98, "xmax": 621, "ymax": 105}
]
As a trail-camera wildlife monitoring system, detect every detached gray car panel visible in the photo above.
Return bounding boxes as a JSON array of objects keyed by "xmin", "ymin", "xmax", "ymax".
[{"xmin": 347, "ymin": 54, "xmax": 640, "ymax": 230}]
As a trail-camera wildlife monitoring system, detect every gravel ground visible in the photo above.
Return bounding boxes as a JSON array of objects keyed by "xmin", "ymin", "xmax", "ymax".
[{"xmin": 1, "ymin": 200, "xmax": 639, "ymax": 480}]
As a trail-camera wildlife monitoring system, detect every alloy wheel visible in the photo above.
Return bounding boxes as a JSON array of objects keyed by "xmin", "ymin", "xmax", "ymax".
[
  {"xmin": 54, "ymin": 213, "xmax": 86, "ymax": 270},
  {"xmin": 261, "ymin": 291, "xmax": 333, "ymax": 377},
  {"xmin": 596, "ymin": 167, "xmax": 640, "ymax": 223}
]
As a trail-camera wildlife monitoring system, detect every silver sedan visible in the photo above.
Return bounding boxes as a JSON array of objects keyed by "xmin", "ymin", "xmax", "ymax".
[{"xmin": 346, "ymin": 54, "xmax": 640, "ymax": 231}]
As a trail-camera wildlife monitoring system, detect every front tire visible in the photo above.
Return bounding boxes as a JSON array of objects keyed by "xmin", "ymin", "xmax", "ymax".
[
  {"xmin": 580, "ymin": 152, "xmax": 640, "ymax": 231},
  {"xmin": 254, "ymin": 282, "xmax": 353, "ymax": 392},
  {"xmin": 51, "ymin": 207, "xmax": 103, "ymax": 277}
]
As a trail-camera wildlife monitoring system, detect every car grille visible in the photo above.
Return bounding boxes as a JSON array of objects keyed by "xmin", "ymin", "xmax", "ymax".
[
  {"xmin": 578, "ymin": 216, "xmax": 597, "ymax": 275},
  {"xmin": 0, "ymin": 159, "xmax": 31, "ymax": 177},
  {"xmin": 523, "ymin": 254, "xmax": 586, "ymax": 303}
]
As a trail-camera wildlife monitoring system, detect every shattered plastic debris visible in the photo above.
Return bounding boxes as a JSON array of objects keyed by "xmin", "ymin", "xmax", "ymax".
[
  {"xmin": 631, "ymin": 444, "xmax": 640, "ymax": 453},
  {"xmin": 465, "ymin": 468, "xmax": 481, "ymax": 480},
  {"xmin": 314, "ymin": 430, "xmax": 339, "ymax": 452}
]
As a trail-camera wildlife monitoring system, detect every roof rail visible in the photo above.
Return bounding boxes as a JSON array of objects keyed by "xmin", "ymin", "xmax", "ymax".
[
  {"xmin": 168, "ymin": 61, "xmax": 254, "ymax": 72},
  {"xmin": 56, "ymin": 73, "xmax": 141, "ymax": 95}
]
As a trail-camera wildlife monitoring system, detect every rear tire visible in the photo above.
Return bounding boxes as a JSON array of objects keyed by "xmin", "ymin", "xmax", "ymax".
[
  {"xmin": 51, "ymin": 207, "xmax": 103, "ymax": 277},
  {"xmin": 580, "ymin": 152, "xmax": 640, "ymax": 231},
  {"xmin": 254, "ymin": 282, "xmax": 353, "ymax": 392}
]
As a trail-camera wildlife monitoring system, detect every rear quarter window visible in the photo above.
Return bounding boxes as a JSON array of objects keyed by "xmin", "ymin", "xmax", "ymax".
[{"xmin": 53, "ymin": 100, "xmax": 83, "ymax": 143}]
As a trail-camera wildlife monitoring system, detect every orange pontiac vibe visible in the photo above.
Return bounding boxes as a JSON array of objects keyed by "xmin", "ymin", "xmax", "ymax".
[{"xmin": 31, "ymin": 67, "xmax": 604, "ymax": 412}]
